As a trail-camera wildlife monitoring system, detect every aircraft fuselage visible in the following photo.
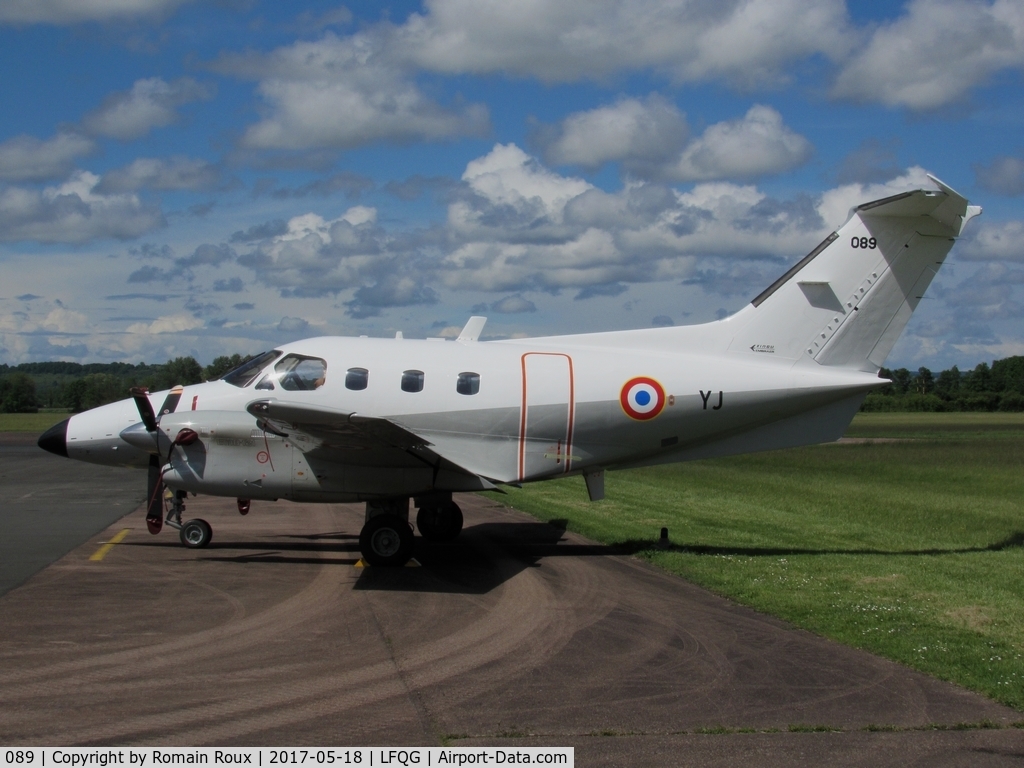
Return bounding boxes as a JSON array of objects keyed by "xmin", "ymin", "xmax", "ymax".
[{"xmin": 59, "ymin": 332, "xmax": 881, "ymax": 503}]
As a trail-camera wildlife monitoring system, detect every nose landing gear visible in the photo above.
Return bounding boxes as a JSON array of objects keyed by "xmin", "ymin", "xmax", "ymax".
[
  {"xmin": 179, "ymin": 518, "xmax": 213, "ymax": 548},
  {"xmin": 158, "ymin": 488, "xmax": 213, "ymax": 549}
]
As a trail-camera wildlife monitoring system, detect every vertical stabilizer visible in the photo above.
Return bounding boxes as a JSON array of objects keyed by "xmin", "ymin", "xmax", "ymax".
[{"xmin": 726, "ymin": 179, "xmax": 979, "ymax": 372}]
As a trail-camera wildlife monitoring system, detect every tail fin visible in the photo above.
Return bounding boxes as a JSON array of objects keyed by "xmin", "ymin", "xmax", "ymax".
[{"xmin": 726, "ymin": 176, "xmax": 981, "ymax": 372}]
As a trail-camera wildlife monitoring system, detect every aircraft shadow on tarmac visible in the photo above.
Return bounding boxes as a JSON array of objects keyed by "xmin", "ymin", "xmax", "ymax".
[
  {"xmin": 617, "ymin": 530, "xmax": 1024, "ymax": 558},
  {"xmin": 125, "ymin": 523, "xmax": 1024, "ymax": 595},
  {"xmin": 126, "ymin": 519, "xmax": 616, "ymax": 595}
]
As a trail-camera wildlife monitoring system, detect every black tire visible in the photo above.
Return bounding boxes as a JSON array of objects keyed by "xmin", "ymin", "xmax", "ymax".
[
  {"xmin": 180, "ymin": 518, "xmax": 213, "ymax": 548},
  {"xmin": 359, "ymin": 514, "xmax": 414, "ymax": 566},
  {"xmin": 416, "ymin": 501, "xmax": 463, "ymax": 542}
]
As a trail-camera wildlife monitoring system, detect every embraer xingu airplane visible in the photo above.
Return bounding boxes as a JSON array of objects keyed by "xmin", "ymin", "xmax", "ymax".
[{"xmin": 38, "ymin": 176, "xmax": 980, "ymax": 566}]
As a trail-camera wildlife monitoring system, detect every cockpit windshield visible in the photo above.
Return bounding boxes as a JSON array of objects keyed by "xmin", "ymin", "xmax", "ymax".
[{"xmin": 221, "ymin": 350, "xmax": 281, "ymax": 388}]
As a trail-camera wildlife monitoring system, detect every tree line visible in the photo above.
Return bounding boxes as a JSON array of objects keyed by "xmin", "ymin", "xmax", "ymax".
[
  {"xmin": 0, "ymin": 354, "xmax": 253, "ymax": 413},
  {"xmin": 865, "ymin": 356, "xmax": 1024, "ymax": 412}
]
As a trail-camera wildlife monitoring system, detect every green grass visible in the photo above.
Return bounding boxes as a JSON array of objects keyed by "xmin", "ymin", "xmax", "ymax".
[
  {"xmin": 0, "ymin": 412, "xmax": 69, "ymax": 432},
  {"xmin": 488, "ymin": 413, "xmax": 1024, "ymax": 711}
]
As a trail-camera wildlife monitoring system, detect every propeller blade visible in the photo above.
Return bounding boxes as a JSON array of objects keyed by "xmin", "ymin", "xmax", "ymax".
[
  {"xmin": 158, "ymin": 385, "xmax": 184, "ymax": 419},
  {"xmin": 130, "ymin": 387, "xmax": 158, "ymax": 432},
  {"xmin": 136, "ymin": 385, "xmax": 184, "ymax": 535},
  {"xmin": 145, "ymin": 454, "xmax": 163, "ymax": 534}
]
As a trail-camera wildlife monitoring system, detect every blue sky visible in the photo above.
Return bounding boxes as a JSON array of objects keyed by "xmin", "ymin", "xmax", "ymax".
[{"xmin": 1, "ymin": 0, "xmax": 1022, "ymax": 371}]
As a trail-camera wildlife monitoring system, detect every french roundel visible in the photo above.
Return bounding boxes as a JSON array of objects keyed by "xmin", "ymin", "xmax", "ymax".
[{"xmin": 620, "ymin": 377, "xmax": 666, "ymax": 421}]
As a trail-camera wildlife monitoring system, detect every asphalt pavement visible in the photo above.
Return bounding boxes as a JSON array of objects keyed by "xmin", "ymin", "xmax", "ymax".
[
  {"xmin": 0, "ymin": 432, "xmax": 143, "ymax": 596},
  {"xmin": 0, "ymin": 433, "xmax": 1021, "ymax": 764}
]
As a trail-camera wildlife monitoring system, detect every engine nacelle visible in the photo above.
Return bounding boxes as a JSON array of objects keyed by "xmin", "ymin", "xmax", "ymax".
[{"xmin": 158, "ymin": 410, "xmax": 294, "ymax": 500}]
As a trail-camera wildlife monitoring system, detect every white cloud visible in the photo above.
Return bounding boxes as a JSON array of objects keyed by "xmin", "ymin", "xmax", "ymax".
[
  {"xmin": 439, "ymin": 143, "xmax": 827, "ymax": 295},
  {"xmin": 490, "ymin": 294, "xmax": 537, "ymax": 313},
  {"xmin": 40, "ymin": 307, "xmax": 90, "ymax": 333},
  {"xmin": 832, "ymin": 0, "xmax": 1024, "ymax": 109},
  {"xmin": 664, "ymin": 105, "xmax": 812, "ymax": 182},
  {"xmin": 960, "ymin": 220, "xmax": 1024, "ymax": 261},
  {"xmin": 126, "ymin": 314, "xmax": 203, "ymax": 335},
  {"xmin": 399, "ymin": 0, "xmax": 852, "ymax": 86},
  {"xmin": 227, "ymin": 146, "xmax": 987, "ymax": 329},
  {"xmin": 539, "ymin": 95, "xmax": 687, "ymax": 170},
  {"xmin": 0, "ymin": 171, "xmax": 164, "ymax": 243},
  {"xmin": 0, "ymin": 132, "xmax": 94, "ymax": 182},
  {"xmin": 537, "ymin": 102, "xmax": 811, "ymax": 182},
  {"xmin": 221, "ymin": 33, "xmax": 488, "ymax": 151},
  {"xmin": 237, "ymin": 206, "xmax": 393, "ymax": 301},
  {"xmin": 96, "ymin": 156, "xmax": 220, "ymax": 192},
  {"xmin": 460, "ymin": 143, "xmax": 592, "ymax": 219},
  {"xmin": 277, "ymin": 316, "xmax": 309, "ymax": 333},
  {"xmin": 0, "ymin": 0, "xmax": 193, "ymax": 24},
  {"xmin": 82, "ymin": 77, "xmax": 214, "ymax": 141}
]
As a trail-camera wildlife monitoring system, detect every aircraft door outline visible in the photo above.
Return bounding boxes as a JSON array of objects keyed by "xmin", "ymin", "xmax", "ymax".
[{"xmin": 518, "ymin": 352, "xmax": 575, "ymax": 482}]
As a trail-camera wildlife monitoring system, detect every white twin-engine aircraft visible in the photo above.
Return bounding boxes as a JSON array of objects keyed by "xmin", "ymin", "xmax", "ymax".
[{"xmin": 39, "ymin": 176, "xmax": 980, "ymax": 566}]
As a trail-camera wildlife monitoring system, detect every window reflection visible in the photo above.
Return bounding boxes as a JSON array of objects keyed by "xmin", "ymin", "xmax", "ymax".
[
  {"xmin": 274, "ymin": 355, "xmax": 327, "ymax": 391},
  {"xmin": 346, "ymin": 367, "xmax": 368, "ymax": 390},
  {"xmin": 222, "ymin": 350, "xmax": 280, "ymax": 388},
  {"xmin": 401, "ymin": 370, "xmax": 424, "ymax": 392},
  {"xmin": 457, "ymin": 372, "xmax": 480, "ymax": 395}
]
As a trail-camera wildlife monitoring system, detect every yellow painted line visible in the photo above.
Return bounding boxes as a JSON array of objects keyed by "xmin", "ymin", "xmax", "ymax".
[
  {"xmin": 354, "ymin": 557, "xmax": 421, "ymax": 569},
  {"xmin": 89, "ymin": 528, "xmax": 131, "ymax": 562}
]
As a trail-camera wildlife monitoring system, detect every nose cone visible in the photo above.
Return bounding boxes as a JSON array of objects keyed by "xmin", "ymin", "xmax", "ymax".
[{"xmin": 38, "ymin": 418, "xmax": 69, "ymax": 458}]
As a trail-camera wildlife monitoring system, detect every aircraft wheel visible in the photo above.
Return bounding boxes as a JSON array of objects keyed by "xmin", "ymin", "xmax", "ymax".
[
  {"xmin": 416, "ymin": 501, "xmax": 463, "ymax": 542},
  {"xmin": 179, "ymin": 519, "xmax": 213, "ymax": 549},
  {"xmin": 360, "ymin": 514, "xmax": 414, "ymax": 567}
]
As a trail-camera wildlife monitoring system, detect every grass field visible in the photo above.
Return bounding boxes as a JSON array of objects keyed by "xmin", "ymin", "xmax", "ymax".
[
  {"xmin": 490, "ymin": 413, "xmax": 1024, "ymax": 711},
  {"xmin": 0, "ymin": 415, "xmax": 70, "ymax": 434},
  {"xmin": 0, "ymin": 412, "xmax": 69, "ymax": 432}
]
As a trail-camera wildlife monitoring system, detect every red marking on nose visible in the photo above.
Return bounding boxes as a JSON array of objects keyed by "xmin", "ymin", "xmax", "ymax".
[{"xmin": 191, "ymin": 396, "xmax": 198, "ymax": 410}]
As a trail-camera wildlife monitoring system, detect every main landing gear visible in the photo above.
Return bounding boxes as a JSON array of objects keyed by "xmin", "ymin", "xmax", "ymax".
[
  {"xmin": 359, "ymin": 498, "xmax": 415, "ymax": 567},
  {"xmin": 357, "ymin": 495, "xmax": 464, "ymax": 567},
  {"xmin": 415, "ymin": 500, "xmax": 463, "ymax": 542},
  {"xmin": 149, "ymin": 493, "xmax": 463, "ymax": 561}
]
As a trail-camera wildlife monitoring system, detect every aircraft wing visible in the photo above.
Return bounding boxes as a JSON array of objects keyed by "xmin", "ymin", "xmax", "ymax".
[
  {"xmin": 247, "ymin": 399, "xmax": 428, "ymax": 450},
  {"xmin": 245, "ymin": 398, "xmax": 497, "ymax": 489}
]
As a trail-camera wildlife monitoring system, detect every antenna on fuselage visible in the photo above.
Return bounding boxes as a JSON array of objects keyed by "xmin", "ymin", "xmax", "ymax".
[{"xmin": 457, "ymin": 316, "xmax": 487, "ymax": 342}]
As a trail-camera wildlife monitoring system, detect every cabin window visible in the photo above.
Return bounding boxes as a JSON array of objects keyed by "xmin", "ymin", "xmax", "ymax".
[
  {"xmin": 274, "ymin": 355, "xmax": 327, "ymax": 391},
  {"xmin": 222, "ymin": 350, "xmax": 280, "ymax": 388},
  {"xmin": 346, "ymin": 367, "xmax": 368, "ymax": 390},
  {"xmin": 457, "ymin": 372, "xmax": 480, "ymax": 395},
  {"xmin": 401, "ymin": 370, "xmax": 424, "ymax": 392}
]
